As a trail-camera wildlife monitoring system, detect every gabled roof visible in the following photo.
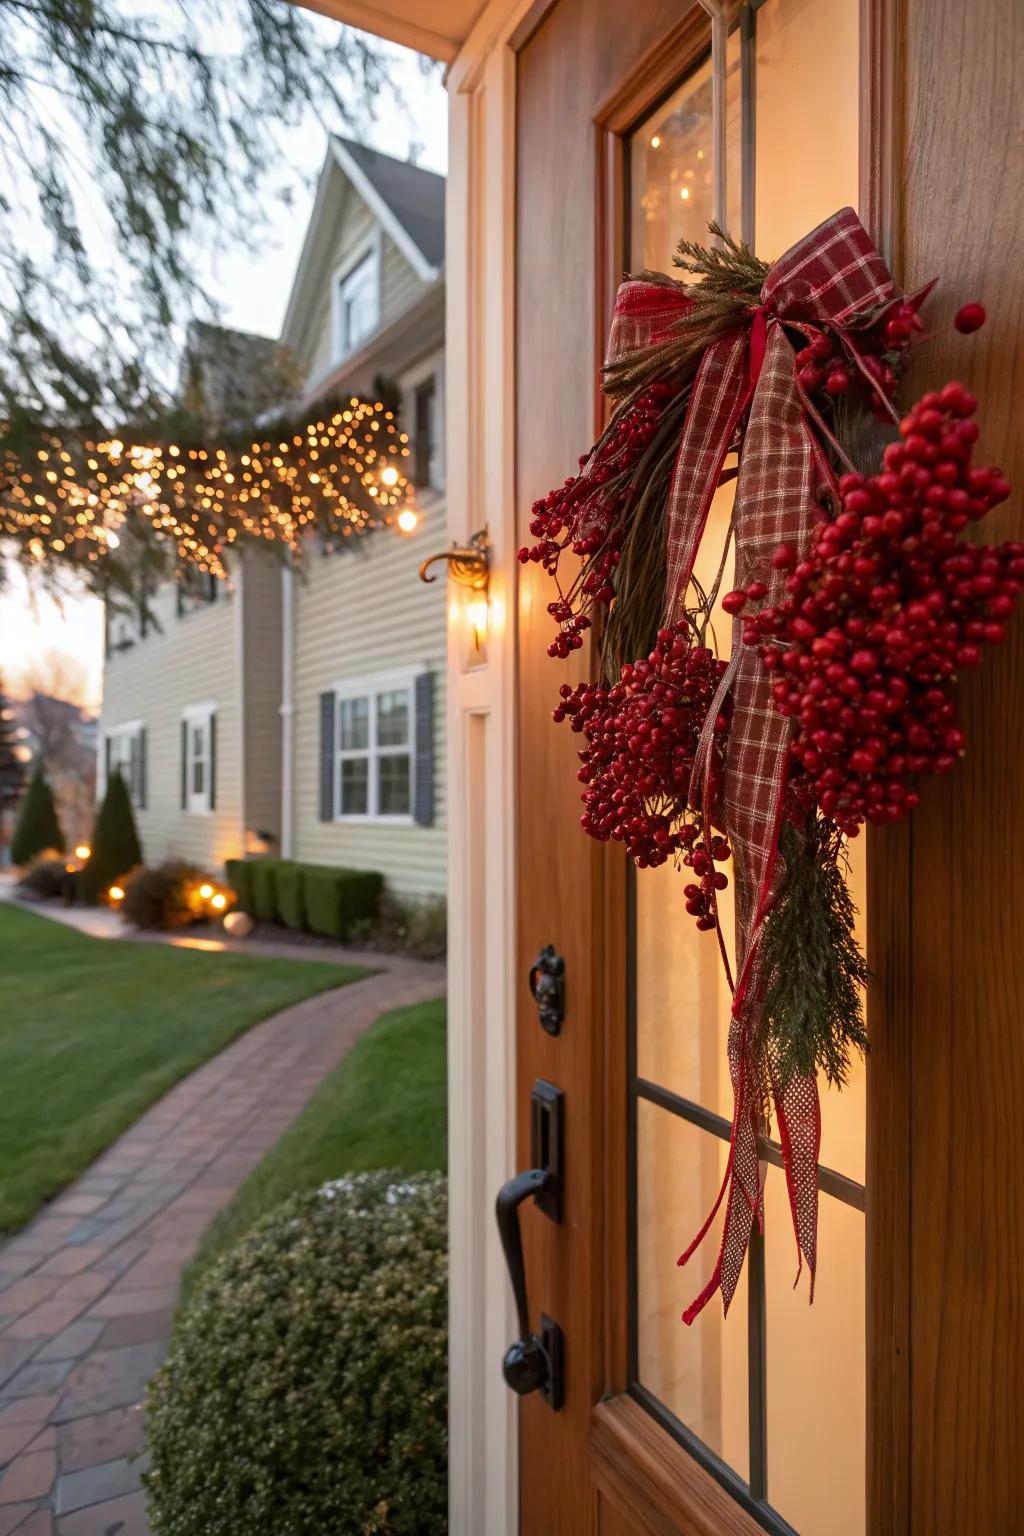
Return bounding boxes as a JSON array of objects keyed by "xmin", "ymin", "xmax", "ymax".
[
  {"xmin": 281, "ymin": 137, "xmax": 445, "ymax": 359},
  {"xmin": 334, "ymin": 137, "xmax": 445, "ymax": 273}
]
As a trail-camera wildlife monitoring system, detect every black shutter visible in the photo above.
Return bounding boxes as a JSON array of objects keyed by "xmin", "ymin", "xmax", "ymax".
[
  {"xmin": 208, "ymin": 711, "xmax": 217, "ymax": 811},
  {"xmin": 319, "ymin": 692, "xmax": 336, "ymax": 821},
  {"xmin": 181, "ymin": 720, "xmax": 188, "ymax": 810},
  {"xmin": 138, "ymin": 727, "xmax": 147, "ymax": 810},
  {"xmin": 413, "ymin": 672, "xmax": 434, "ymax": 827},
  {"xmin": 104, "ymin": 734, "xmax": 112, "ymax": 793}
]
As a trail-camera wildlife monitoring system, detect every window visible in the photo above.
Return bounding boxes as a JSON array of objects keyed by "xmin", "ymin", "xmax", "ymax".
[
  {"xmin": 335, "ymin": 249, "xmax": 380, "ymax": 359},
  {"xmin": 182, "ymin": 703, "xmax": 216, "ymax": 815},
  {"xmin": 335, "ymin": 673, "xmax": 415, "ymax": 820},
  {"xmin": 414, "ymin": 376, "xmax": 438, "ymax": 489},
  {"xmin": 176, "ymin": 567, "xmax": 219, "ymax": 618},
  {"xmin": 106, "ymin": 722, "xmax": 145, "ymax": 808},
  {"xmin": 627, "ymin": 5, "xmax": 863, "ymax": 1534}
]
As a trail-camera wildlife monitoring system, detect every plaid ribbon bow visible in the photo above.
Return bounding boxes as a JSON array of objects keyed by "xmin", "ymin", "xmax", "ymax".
[{"xmin": 606, "ymin": 209, "xmax": 900, "ymax": 1321}]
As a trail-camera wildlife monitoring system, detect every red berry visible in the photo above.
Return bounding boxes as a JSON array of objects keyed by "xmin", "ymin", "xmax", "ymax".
[
  {"xmin": 954, "ymin": 302, "xmax": 986, "ymax": 334},
  {"xmin": 722, "ymin": 589, "xmax": 748, "ymax": 616}
]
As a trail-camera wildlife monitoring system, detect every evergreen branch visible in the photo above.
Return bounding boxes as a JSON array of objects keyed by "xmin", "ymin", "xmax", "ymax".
[{"xmin": 760, "ymin": 816, "xmax": 870, "ymax": 1089}]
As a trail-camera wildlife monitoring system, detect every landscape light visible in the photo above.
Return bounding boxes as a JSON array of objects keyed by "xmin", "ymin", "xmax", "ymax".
[
  {"xmin": 199, "ymin": 882, "xmax": 214, "ymax": 899},
  {"xmin": 210, "ymin": 892, "xmax": 227, "ymax": 911},
  {"xmin": 75, "ymin": 843, "xmax": 91, "ymax": 860},
  {"xmin": 109, "ymin": 885, "xmax": 125, "ymax": 902}
]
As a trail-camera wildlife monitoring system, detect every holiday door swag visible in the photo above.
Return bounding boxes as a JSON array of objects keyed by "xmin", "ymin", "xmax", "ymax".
[{"xmin": 522, "ymin": 207, "xmax": 1020, "ymax": 1322}]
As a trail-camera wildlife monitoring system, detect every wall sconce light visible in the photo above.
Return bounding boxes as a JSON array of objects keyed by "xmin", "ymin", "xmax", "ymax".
[
  {"xmin": 418, "ymin": 527, "xmax": 490, "ymax": 592},
  {"xmin": 419, "ymin": 529, "xmax": 491, "ymax": 653}
]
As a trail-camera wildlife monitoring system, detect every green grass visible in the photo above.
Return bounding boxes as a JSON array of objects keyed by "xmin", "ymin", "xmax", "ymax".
[
  {"xmin": 183, "ymin": 996, "xmax": 446, "ymax": 1297},
  {"xmin": 0, "ymin": 903, "xmax": 369, "ymax": 1233}
]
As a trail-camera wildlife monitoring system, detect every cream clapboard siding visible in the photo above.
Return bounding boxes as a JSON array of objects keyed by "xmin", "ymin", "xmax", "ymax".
[
  {"xmin": 100, "ymin": 590, "xmax": 243, "ymax": 870},
  {"xmin": 291, "ymin": 493, "xmax": 447, "ymax": 897},
  {"xmin": 241, "ymin": 553, "xmax": 283, "ymax": 841},
  {"xmin": 99, "ymin": 551, "xmax": 283, "ymax": 872}
]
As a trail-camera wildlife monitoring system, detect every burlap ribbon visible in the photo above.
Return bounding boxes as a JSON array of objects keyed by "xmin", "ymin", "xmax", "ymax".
[{"xmin": 605, "ymin": 209, "xmax": 900, "ymax": 1320}]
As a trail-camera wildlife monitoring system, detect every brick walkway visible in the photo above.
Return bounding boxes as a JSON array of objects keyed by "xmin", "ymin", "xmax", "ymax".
[{"xmin": 0, "ymin": 961, "xmax": 445, "ymax": 1534}]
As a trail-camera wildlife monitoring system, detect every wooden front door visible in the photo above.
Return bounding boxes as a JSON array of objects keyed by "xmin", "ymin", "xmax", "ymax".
[{"xmin": 510, "ymin": 1, "xmax": 1024, "ymax": 1534}]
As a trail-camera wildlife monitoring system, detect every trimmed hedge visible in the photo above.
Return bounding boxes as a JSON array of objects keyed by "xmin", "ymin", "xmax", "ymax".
[
  {"xmin": 275, "ymin": 862, "xmax": 305, "ymax": 931},
  {"xmin": 304, "ymin": 865, "xmax": 383, "ymax": 941},
  {"xmin": 145, "ymin": 1173, "xmax": 447, "ymax": 1536},
  {"xmin": 250, "ymin": 859, "xmax": 282, "ymax": 924},
  {"xmin": 223, "ymin": 858, "xmax": 253, "ymax": 915},
  {"xmin": 223, "ymin": 858, "xmax": 383, "ymax": 940}
]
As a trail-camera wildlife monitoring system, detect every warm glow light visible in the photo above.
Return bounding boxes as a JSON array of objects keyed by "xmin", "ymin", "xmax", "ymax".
[
  {"xmin": 380, "ymin": 465, "xmax": 399, "ymax": 487},
  {"xmin": 109, "ymin": 885, "xmax": 125, "ymax": 901},
  {"xmin": 75, "ymin": 844, "xmax": 91, "ymax": 860},
  {"xmin": 199, "ymin": 882, "xmax": 214, "ymax": 899},
  {"xmin": 210, "ymin": 892, "xmax": 227, "ymax": 911},
  {"xmin": 467, "ymin": 598, "xmax": 489, "ymax": 651},
  {"xmin": 650, "ymin": 135, "xmax": 661, "ymax": 148},
  {"xmin": 397, "ymin": 507, "xmax": 419, "ymax": 535},
  {"xmin": 680, "ymin": 187, "xmax": 690, "ymax": 200},
  {"xmin": 105, "ymin": 531, "xmax": 120, "ymax": 549}
]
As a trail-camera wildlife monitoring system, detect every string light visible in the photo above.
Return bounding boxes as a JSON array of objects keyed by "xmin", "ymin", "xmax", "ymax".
[{"xmin": 1, "ymin": 396, "xmax": 416, "ymax": 592}]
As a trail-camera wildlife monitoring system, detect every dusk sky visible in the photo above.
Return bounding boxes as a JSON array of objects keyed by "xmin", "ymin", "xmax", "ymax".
[{"xmin": 0, "ymin": 33, "xmax": 448, "ymax": 711}]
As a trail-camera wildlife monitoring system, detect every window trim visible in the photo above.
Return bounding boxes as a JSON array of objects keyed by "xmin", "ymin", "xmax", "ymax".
[
  {"xmin": 105, "ymin": 718, "xmax": 144, "ymax": 807},
  {"xmin": 182, "ymin": 700, "xmax": 216, "ymax": 817},
  {"xmin": 331, "ymin": 235, "xmax": 382, "ymax": 363},
  {"xmin": 332, "ymin": 667, "xmax": 420, "ymax": 826}
]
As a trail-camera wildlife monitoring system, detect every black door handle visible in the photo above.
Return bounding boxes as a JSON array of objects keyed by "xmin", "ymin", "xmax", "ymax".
[{"xmin": 495, "ymin": 1169, "xmax": 563, "ymax": 1402}]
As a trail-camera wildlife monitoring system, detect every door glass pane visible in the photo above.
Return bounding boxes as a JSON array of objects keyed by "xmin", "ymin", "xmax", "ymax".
[
  {"xmin": 377, "ymin": 689, "xmax": 410, "ymax": 747},
  {"xmin": 634, "ymin": 473, "xmax": 736, "ymax": 1120},
  {"xmin": 378, "ymin": 753, "xmax": 411, "ymax": 816},
  {"xmin": 764, "ymin": 1170, "xmax": 865, "ymax": 1535},
  {"xmin": 818, "ymin": 833, "xmax": 866, "ymax": 1184},
  {"xmin": 339, "ymin": 696, "xmax": 369, "ymax": 751},
  {"xmin": 340, "ymin": 757, "xmax": 369, "ymax": 815},
  {"xmin": 630, "ymin": 54, "xmax": 715, "ymax": 275},
  {"xmin": 754, "ymin": 0, "xmax": 859, "ymax": 258},
  {"xmin": 636, "ymin": 1101, "xmax": 750, "ymax": 1477}
]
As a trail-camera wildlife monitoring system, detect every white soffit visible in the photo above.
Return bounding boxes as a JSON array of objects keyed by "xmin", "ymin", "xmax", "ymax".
[{"xmin": 296, "ymin": 0, "xmax": 489, "ymax": 61}]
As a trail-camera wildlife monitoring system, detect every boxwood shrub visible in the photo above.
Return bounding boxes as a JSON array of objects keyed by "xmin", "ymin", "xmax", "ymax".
[
  {"xmin": 304, "ymin": 865, "xmax": 384, "ymax": 941},
  {"xmin": 145, "ymin": 1172, "xmax": 447, "ymax": 1536},
  {"xmin": 249, "ymin": 858, "xmax": 283, "ymax": 924},
  {"xmin": 275, "ymin": 862, "xmax": 305, "ymax": 932},
  {"xmin": 223, "ymin": 858, "xmax": 253, "ymax": 915}
]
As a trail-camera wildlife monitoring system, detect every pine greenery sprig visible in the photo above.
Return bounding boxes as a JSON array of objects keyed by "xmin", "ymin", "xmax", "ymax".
[
  {"xmin": 760, "ymin": 816, "xmax": 869, "ymax": 1089},
  {"xmin": 673, "ymin": 222, "xmax": 771, "ymax": 297}
]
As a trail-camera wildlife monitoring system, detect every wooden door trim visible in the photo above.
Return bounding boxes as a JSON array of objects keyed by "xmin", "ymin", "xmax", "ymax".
[{"xmin": 592, "ymin": 1397, "xmax": 770, "ymax": 1536}]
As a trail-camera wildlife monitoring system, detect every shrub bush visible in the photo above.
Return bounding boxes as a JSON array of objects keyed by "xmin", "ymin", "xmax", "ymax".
[
  {"xmin": 145, "ymin": 1172, "xmax": 447, "ymax": 1536},
  {"xmin": 303, "ymin": 865, "xmax": 383, "ymax": 941},
  {"xmin": 275, "ymin": 862, "xmax": 305, "ymax": 931},
  {"xmin": 11, "ymin": 763, "xmax": 64, "ymax": 866},
  {"xmin": 121, "ymin": 861, "xmax": 208, "ymax": 930},
  {"xmin": 80, "ymin": 769, "xmax": 143, "ymax": 903},
  {"xmin": 350, "ymin": 892, "xmax": 447, "ymax": 961},
  {"xmin": 223, "ymin": 858, "xmax": 253, "ymax": 915},
  {"xmin": 249, "ymin": 858, "xmax": 283, "ymax": 924},
  {"xmin": 15, "ymin": 851, "xmax": 69, "ymax": 901}
]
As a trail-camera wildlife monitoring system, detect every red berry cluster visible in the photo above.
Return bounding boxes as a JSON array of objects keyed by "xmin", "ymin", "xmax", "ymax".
[
  {"xmin": 518, "ymin": 382, "xmax": 676, "ymax": 657},
  {"xmin": 553, "ymin": 624, "xmax": 731, "ymax": 929},
  {"xmin": 794, "ymin": 296, "xmax": 925, "ymax": 419},
  {"xmin": 732, "ymin": 383, "xmax": 1020, "ymax": 833}
]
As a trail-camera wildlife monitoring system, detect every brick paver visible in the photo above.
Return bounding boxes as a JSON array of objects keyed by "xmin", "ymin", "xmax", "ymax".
[{"xmin": 0, "ymin": 961, "xmax": 445, "ymax": 1534}]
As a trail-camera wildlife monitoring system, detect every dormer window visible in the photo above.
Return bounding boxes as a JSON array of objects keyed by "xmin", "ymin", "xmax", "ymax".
[{"xmin": 335, "ymin": 248, "xmax": 379, "ymax": 359}]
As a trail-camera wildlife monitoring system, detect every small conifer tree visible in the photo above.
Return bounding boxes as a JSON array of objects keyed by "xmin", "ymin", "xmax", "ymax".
[
  {"xmin": 81, "ymin": 769, "xmax": 143, "ymax": 903},
  {"xmin": 10, "ymin": 762, "xmax": 64, "ymax": 865}
]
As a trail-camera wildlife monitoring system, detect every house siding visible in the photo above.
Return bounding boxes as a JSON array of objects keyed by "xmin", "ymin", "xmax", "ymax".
[
  {"xmin": 241, "ymin": 553, "xmax": 284, "ymax": 843},
  {"xmin": 98, "ymin": 551, "xmax": 283, "ymax": 872},
  {"xmin": 291, "ymin": 493, "xmax": 447, "ymax": 898},
  {"xmin": 100, "ymin": 592, "xmax": 243, "ymax": 870}
]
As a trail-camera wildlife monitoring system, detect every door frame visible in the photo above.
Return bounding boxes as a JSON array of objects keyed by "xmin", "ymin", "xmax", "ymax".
[{"xmin": 444, "ymin": 1, "xmax": 908, "ymax": 1533}]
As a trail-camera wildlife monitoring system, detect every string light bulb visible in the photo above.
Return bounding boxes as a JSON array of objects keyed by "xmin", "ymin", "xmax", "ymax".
[{"xmin": 397, "ymin": 507, "xmax": 419, "ymax": 535}]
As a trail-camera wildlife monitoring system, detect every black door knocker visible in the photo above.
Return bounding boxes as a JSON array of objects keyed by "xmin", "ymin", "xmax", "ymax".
[{"xmin": 529, "ymin": 945, "xmax": 565, "ymax": 1036}]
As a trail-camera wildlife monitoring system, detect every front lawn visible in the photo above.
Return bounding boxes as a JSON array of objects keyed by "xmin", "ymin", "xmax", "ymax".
[
  {"xmin": 183, "ymin": 995, "xmax": 446, "ymax": 1296},
  {"xmin": 0, "ymin": 903, "xmax": 368, "ymax": 1233}
]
